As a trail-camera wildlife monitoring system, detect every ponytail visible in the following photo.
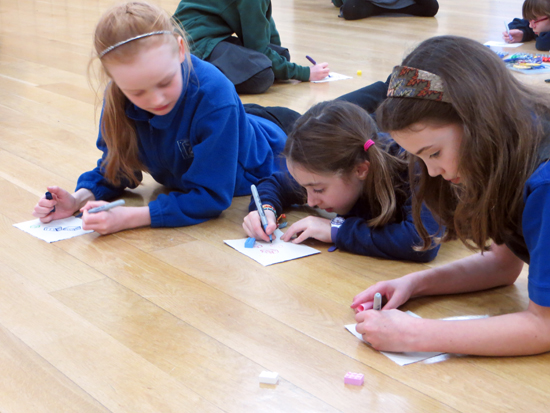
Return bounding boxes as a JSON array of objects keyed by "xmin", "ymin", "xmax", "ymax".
[
  {"xmin": 101, "ymin": 82, "xmax": 143, "ymax": 186},
  {"xmin": 284, "ymin": 100, "xmax": 408, "ymax": 227}
]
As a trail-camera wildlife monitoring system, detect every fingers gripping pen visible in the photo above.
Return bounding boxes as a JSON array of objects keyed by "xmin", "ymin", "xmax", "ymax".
[{"xmin": 251, "ymin": 184, "xmax": 273, "ymax": 242}]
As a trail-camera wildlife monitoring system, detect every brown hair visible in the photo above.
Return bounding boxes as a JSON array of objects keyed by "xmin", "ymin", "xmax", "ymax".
[
  {"xmin": 89, "ymin": 1, "xmax": 191, "ymax": 186},
  {"xmin": 522, "ymin": 0, "xmax": 550, "ymax": 20},
  {"xmin": 376, "ymin": 35, "xmax": 550, "ymax": 251},
  {"xmin": 284, "ymin": 100, "xmax": 408, "ymax": 227}
]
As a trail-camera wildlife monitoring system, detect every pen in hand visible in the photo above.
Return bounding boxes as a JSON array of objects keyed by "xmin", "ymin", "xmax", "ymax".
[
  {"xmin": 45, "ymin": 191, "xmax": 56, "ymax": 214},
  {"xmin": 504, "ymin": 21, "xmax": 512, "ymax": 41},
  {"xmin": 250, "ymin": 184, "xmax": 273, "ymax": 242},
  {"xmin": 373, "ymin": 292, "xmax": 382, "ymax": 311},
  {"xmin": 357, "ymin": 292, "xmax": 382, "ymax": 312},
  {"xmin": 76, "ymin": 199, "xmax": 125, "ymax": 218},
  {"xmin": 306, "ymin": 55, "xmax": 317, "ymax": 65}
]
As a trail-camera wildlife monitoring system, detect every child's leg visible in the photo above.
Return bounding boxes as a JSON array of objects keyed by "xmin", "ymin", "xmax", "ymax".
[
  {"xmin": 235, "ymin": 69, "xmax": 275, "ymax": 94},
  {"xmin": 340, "ymin": 0, "xmax": 438, "ymax": 20},
  {"xmin": 236, "ymin": 43, "xmax": 290, "ymax": 94},
  {"xmin": 206, "ymin": 37, "xmax": 274, "ymax": 94},
  {"xmin": 335, "ymin": 75, "xmax": 390, "ymax": 114},
  {"xmin": 395, "ymin": 0, "xmax": 438, "ymax": 17},
  {"xmin": 243, "ymin": 104, "xmax": 301, "ymax": 135},
  {"xmin": 340, "ymin": 0, "xmax": 384, "ymax": 20}
]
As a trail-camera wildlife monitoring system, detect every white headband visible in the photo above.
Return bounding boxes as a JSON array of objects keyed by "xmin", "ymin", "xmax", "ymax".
[{"xmin": 98, "ymin": 30, "xmax": 173, "ymax": 58}]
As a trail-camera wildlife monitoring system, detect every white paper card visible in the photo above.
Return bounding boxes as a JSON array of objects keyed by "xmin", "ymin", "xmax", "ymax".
[
  {"xmin": 312, "ymin": 72, "xmax": 352, "ymax": 83},
  {"xmin": 13, "ymin": 217, "xmax": 93, "ymax": 243},
  {"xmin": 224, "ymin": 229, "xmax": 320, "ymax": 266},
  {"xmin": 345, "ymin": 322, "xmax": 443, "ymax": 366},
  {"xmin": 484, "ymin": 41, "xmax": 523, "ymax": 48},
  {"xmin": 345, "ymin": 312, "xmax": 489, "ymax": 366}
]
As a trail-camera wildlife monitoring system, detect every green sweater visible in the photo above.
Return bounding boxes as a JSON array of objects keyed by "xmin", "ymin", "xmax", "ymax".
[{"xmin": 173, "ymin": 0, "xmax": 310, "ymax": 81}]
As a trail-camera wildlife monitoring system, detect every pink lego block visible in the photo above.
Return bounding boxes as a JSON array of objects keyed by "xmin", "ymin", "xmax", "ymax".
[{"xmin": 344, "ymin": 372, "xmax": 364, "ymax": 386}]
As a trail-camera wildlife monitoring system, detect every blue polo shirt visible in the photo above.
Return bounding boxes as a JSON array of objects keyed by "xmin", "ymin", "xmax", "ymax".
[{"xmin": 523, "ymin": 160, "xmax": 550, "ymax": 306}]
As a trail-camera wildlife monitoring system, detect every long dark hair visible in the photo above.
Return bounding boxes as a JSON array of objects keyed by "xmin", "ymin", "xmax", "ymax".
[
  {"xmin": 284, "ymin": 100, "xmax": 408, "ymax": 227},
  {"xmin": 376, "ymin": 35, "xmax": 550, "ymax": 251}
]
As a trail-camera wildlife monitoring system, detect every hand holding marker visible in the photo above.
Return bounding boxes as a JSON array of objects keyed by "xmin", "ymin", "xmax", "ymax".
[
  {"xmin": 357, "ymin": 292, "xmax": 382, "ymax": 312},
  {"xmin": 306, "ymin": 55, "xmax": 330, "ymax": 81},
  {"xmin": 76, "ymin": 199, "xmax": 125, "ymax": 218},
  {"xmin": 251, "ymin": 184, "xmax": 272, "ymax": 242},
  {"xmin": 373, "ymin": 292, "xmax": 382, "ymax": 311},
  {"xmin": 504, "ymin": 21, "xmax": 512, "ymax": 41},
  {"xmin": 45, "ymin": 191, "xmax": 56, "ymax": 214}
]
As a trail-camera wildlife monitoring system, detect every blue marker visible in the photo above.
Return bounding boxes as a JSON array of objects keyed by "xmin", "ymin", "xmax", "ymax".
[
  {"xmin": 45, "ymin": 191, "xmax": 56, "ymax": 214},
  {"xmin": 251, "ymin": 184, "xmax": 272, "ymax": 242},
  {"xmin": 504, "ymin": 21, "xmax": 512, "ymax": 41},
  {"xmin": 76, "ymin": 199, "xmax": 125, "ymax": 218}
]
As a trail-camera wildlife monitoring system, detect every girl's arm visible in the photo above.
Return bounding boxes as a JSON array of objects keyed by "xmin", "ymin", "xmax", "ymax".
[
  {"xmin": 535, "ymin": 31, "xmax": 550, "ymax": 51},
  {"xmin": 354, "ymin": 244, "xmax": 550, "ymax": 356},
  {"xmin": 80, "ymin": 202, "xmax": 150, "ymax": 235},
  {"xmin": 411, "ymin": 243, "xmax": 523, "ymax": 296},
  {"xmin": 248, "ymin": 172, "xmax": 305, "ymax": 215},
  {"xmin": 243, "ymin": 172, "xmax": 305, "ymax": 242},
  {"xmin": 148, "ymin": 103, "xmax": 279, "ymax": 228},
  {"xmin": 336, "ymin": 202, "xmax": 440, "ymax": 262},
  {"xmin": 356, "ymin": 301, "xmax": 550, "ymax": 356},
  {"xmin": 508, "ymin": 18, "xmax": 537, "ymax": 42},
  {"xmin": 351, "ymin": 243, "xmax": 522, "ymax": 310},
  {"xmin": 33, "ymin": 187, "xmax": 95, "ymax": 222}
]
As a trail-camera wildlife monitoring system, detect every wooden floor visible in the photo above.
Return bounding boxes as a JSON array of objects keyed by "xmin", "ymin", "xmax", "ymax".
[{"xmin": 1, "ymin": 0, "xmax": 550, "ymax": 412}]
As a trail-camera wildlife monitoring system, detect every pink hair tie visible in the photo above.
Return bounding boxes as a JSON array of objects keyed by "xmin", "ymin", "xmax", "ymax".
[{"xmin": 364, "ymin": 139, "xmax": 375, "ymax": 152}]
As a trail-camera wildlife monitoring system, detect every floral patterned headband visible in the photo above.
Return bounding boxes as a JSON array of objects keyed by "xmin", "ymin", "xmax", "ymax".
[{"xmin": 387, "ymin": 65, "xmax": 451, "ymax": 103}]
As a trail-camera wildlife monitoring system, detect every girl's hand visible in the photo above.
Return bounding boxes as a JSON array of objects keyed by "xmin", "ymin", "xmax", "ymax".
[
  {"xmin": 503, "ymin": 29, "xmax": 522, "ymax": 43},
  {"xmin": 242, "ymin": 210, "xmax": 277, "ymax": 242},
  {"xmin": 355, "ymin": 309, "xmax": 421, "ymax": 352},
  {"xmin": 350, "ymin": 277, "xmax": 416, "ymax": 312},
  {"xmin": 80, "ymin": 201, "xmax": 128, "ymax": 235},
  {"xmin": 309, "ymin": 62, "xmax": 330, "ymax": 81},
  {"xmin": 32, "ymin": 186, "xmax": 79, "ymax": 223},
  {"xmin": 280, "ymin": 216, "xmax": 331, "ymax": 243}
]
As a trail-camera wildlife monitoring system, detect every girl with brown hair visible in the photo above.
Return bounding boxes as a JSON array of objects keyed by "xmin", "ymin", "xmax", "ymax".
[
  {"xmin": 243, "ymin": 100, "xmax": 441, "ymax": 262},
  {"xmin": 32, "ymin": 1, "xmax": 299, "ymax": 234},
  {"xmin": 352, "ymin": 35, "xmax": 550, "ymax": 356}
]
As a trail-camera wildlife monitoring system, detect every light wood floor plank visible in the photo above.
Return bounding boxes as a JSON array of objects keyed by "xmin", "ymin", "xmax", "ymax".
[
  {"xmin": 0, "ymin": 324, "xmax": 110, "ymax": 413},
  {"xmin": 0, "ymin": 262, "xmax": 222, "ymax": 413},
  {"xmin": 51, "ymin": 277, "xmax": 342, "ymax": 413}
]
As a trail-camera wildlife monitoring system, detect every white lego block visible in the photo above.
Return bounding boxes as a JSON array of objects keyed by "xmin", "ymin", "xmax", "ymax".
[{"xmin": 259, "ymin": 370, "xmax": 279, "ymax": 384}]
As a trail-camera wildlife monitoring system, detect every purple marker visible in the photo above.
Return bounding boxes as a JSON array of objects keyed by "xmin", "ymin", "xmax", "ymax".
[{"xmin": 306, "ymin": 55, "xmax": 317, "ymax": 65}]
